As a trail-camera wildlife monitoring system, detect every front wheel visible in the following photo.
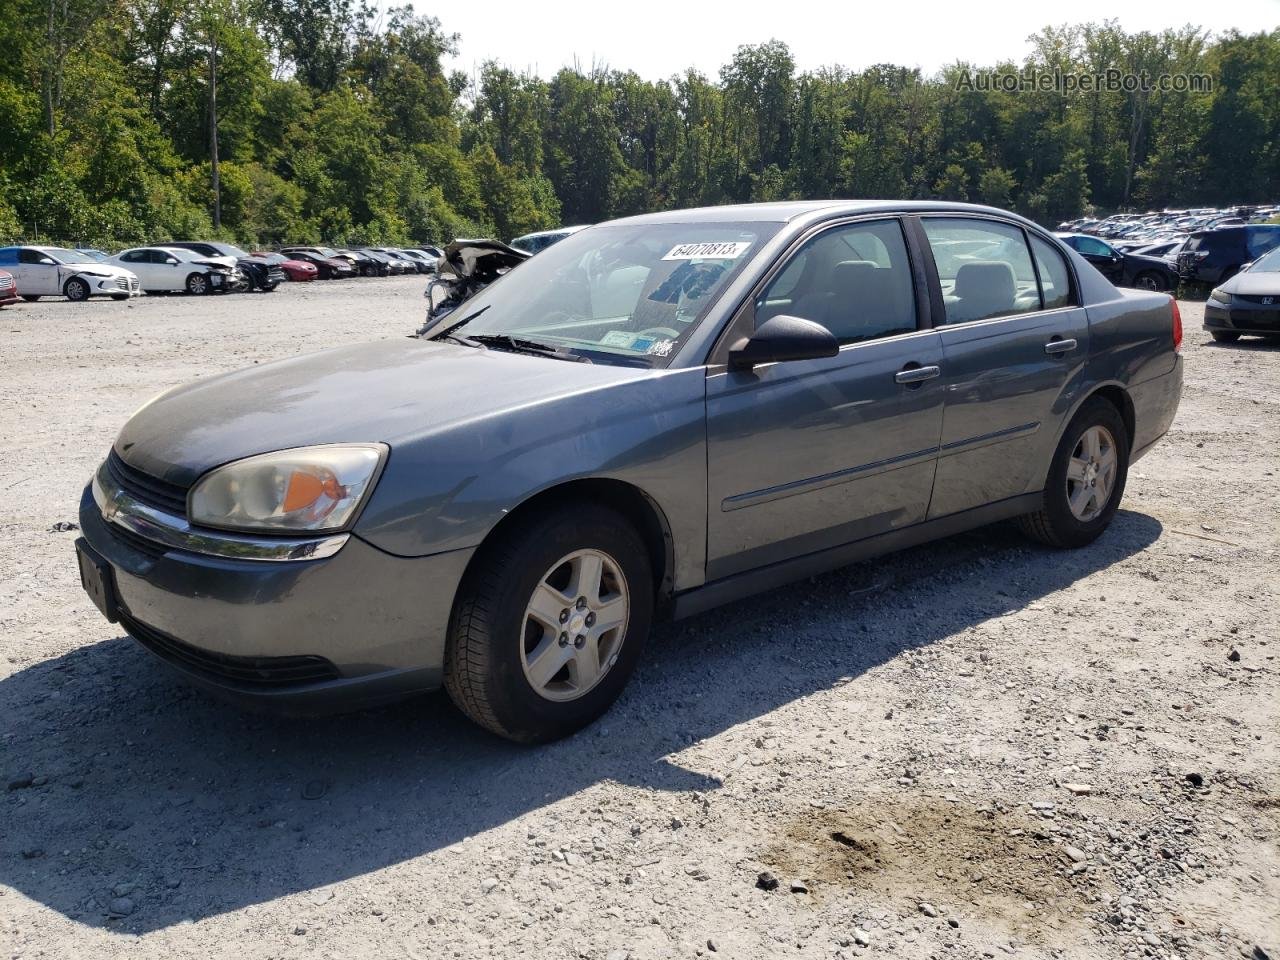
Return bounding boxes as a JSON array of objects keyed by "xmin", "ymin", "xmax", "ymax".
[
  {"xmin": 1211, "ymin": 331, "xmax": 1240, "ymax": 344},
  {"xmin": 444, "ymin": 503, "xmax": 653, "ymax": 743},
  {"xmin": 64, "ymin": 277, "xmax": 90, "ymax": 302},
  {"xmin": 1018, "ymin": 397, "xmax": 1129, "ymax": 549},
  {"xmin": 186, "ymin": 272, "xmax": 210, "ymax": 295},
  {"xmin": 1133, "ymin": 271, "xmax": 1167, "ymax": 292}
]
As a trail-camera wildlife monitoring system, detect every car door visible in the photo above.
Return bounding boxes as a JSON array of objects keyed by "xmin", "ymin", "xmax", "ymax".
[
  {"xmin": 1073, "ymin": 236, "xmax": 1124, "ymax": 282},
  {"xmin": 150, "ymin": 249, "xmax": 183, "ymax": 289},
  {"xmin": 117, "ymin": 249, "xmax": 156, "ymax": 288},
  {"xmin": 15, "ymin": 249, "xmax": 49, "ymax": 294},
  {"xmin": 705, "ymin": 217, "xmax": 945, "ymax": 580},
  {"xmin": 919, "ymin": 217, "xmax": 1090, "ymax": 518}
]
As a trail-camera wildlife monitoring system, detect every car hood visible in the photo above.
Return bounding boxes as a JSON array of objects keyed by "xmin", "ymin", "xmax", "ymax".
[
  {"xmin": 113, "ymin": 338, "xmax": 658, "ymax": 487},
  {"xmin": 1123, "ymin": 252, "xmax": 1175, "ymax": 271},
  {"xmin": 1225, "ymin": 270, "xmax": 1280, "ymax": 295},
  {"xmin": 80, "ymin": 263, "xmax": 138, "ymax": 279}
]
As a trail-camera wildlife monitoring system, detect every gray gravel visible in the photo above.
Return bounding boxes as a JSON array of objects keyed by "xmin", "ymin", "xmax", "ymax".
[{"xmin": 1, "ymin": 283, "xmax": 1277, "ymax": 959}]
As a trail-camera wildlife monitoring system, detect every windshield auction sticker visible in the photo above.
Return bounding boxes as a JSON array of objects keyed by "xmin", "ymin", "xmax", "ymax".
[{"xmin": 662, "ymin": 241, "xmax": 751, "ymax": 261}]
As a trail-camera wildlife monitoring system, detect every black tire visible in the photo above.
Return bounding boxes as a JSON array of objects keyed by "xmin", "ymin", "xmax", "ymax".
[
  {"xmin": 1018, "ymin": 396, "xmax": 1129, "ymax": 549},
  {"xmin": 64, "ymin": 277, "xmax": 90, "ymax": 302},
  {"xmin": 260, "ymin": 281, "xmax": 279, "ymax": 292},
  {"xmin": 1211, "ymin": 331, "xmax": 1240, "ymax": 344},
  {"xmin": 1133, "ymin": 271, "xmax": 1167, "ymax": 292},
  {"xmin": 186, "ymin": 272, "xmax": 210, "ymax": 295},
  {"xmin": 444, "ymin": 503, "xmax": 654, "ymax": 743},
  {"xmin": 21, "ymin": 295, "xmax": 40, "ymax": 302},
  {"xmin": 360, "ymin": 264, "xmax": 374, "ymax": 278}
]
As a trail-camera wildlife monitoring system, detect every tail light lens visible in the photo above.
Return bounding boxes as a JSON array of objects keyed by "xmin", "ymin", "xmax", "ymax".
[{"xmin": 1171, "ymin": 297, "xmax": 1183, "ymax": 353}]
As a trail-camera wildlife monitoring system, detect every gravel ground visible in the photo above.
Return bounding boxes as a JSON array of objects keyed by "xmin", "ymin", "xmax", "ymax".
[{"xmin": 1, "ymin": 280, "xmax": 1276, "ymax": 960}]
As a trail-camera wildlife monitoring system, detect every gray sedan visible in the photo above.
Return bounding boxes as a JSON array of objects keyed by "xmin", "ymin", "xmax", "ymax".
[{"xmin": 76, "ymin": 201, "xmax": 1184, "ymax": 742}]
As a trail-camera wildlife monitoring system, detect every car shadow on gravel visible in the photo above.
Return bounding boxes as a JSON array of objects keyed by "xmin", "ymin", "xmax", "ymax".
[{"xmin": 0, "ymin": 510, "xmax": 1161, "ymax": 932}]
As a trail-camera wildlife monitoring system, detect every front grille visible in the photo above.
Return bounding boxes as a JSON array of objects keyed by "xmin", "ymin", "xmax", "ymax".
[
  {"xmin": 1236, "ymin": 294, "xmax": 1279, "ymax": 305},
  {"xmin": 106, "ymin": 449, "xmax": 190, "ymax": 516},
  {"xmin": 122, "ymin": 612, "xmax": 341, "ymax": 688},
  {"xmin": 106, "ymin": 521, "xmax": 168, "ymax": 560},
  {"xmin": 0, "ymin": 275, "xmax": 13, "ymax": 290}
]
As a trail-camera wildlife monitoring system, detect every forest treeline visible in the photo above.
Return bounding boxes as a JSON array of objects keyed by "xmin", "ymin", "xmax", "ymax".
[{"xmin": 0, "ymin": 1, "xmax": 1276, "ymax": 247}]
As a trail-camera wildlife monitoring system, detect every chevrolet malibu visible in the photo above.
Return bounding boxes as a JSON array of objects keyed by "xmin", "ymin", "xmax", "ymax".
[{"xmin": 76, "ymin": 201, "xmax": 1184, "ymax": 742}]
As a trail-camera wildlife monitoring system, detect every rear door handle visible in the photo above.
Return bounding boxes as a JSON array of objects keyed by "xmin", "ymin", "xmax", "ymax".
[
  {"xmin": 894, "ymin": 364, "xmax": 941, "ymax": 384},
  {"xmin": 1044, "ymin": 338, "xmax": 1077, "ymax": 355}
]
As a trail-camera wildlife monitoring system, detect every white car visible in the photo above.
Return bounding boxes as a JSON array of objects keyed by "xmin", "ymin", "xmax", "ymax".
[
  {"xmin": 0, "ymin": 246, "xmax": 140, "ymax": 302},
  {"xmin": 106, "ymin": 246, "xmax": 238, "ymax": 295}
]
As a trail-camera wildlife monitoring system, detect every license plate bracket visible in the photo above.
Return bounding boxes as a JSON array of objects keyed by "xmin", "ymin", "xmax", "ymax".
[{"xmin": 76, "ymin": 538, "xmax": 119, "ymax": 622}]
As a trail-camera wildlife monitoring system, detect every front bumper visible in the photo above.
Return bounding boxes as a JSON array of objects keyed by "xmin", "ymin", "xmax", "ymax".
[
  {"xmin": 1204, "ymin": 299, "xmax": 1280, "ymax": 335},
  {"xmin": 78, "ymin": 484, "xmax": 473, "ymax": 711}
]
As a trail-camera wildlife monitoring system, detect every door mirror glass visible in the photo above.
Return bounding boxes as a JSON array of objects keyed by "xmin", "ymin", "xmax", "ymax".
[{"xmin": 728, "ymin": 314, "xmax": 839, "ymax": 370}]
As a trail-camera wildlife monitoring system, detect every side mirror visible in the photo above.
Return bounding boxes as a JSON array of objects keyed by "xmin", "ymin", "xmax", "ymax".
[
  {"xmin": 166, "ymin": 258, "xmax": 179, "ymax": 265},
  {"xmin": 728, "ymin": 314, "xmax": 839, "ymax": 370},
  {"xmin": 39, "ymin": 257, "xmax": 56, "ymax": 265}
]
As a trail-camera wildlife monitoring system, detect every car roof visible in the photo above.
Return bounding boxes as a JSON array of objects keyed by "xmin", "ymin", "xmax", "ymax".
[{"xmin": 610, "ymin": 199, "xmax": 1046, "ymax": 226}]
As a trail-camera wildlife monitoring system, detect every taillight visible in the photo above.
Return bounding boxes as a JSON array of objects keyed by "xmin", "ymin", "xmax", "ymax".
[{"xmin": 1170, "ymin": 297, "xmax": 1183, "ymax": 353}]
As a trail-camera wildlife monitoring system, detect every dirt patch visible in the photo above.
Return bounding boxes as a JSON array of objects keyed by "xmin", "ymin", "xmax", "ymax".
[{"xmin": 762, "ymin": 795, "xmax": 1105, "ymax": 941}]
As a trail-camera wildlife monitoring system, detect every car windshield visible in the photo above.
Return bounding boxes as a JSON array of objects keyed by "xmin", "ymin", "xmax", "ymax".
[
  {"xmin": 262, "ymin": 253, "xmax": 286, "ymax": 264},
  {"xmin": 43, "ymin": 247, "xmax": 95, "ymax": 264},
  {"xmin": 315, "ymin": 247, "xmax": 339, "ymax": 257},
  {"xmin": 161, "ymin": 248, "xmax": 199, "ymax": 262},
  {"xmin": 214, "ymin": 243, "xmax": 250, "ymax": 258},
  {"xmin": 436, "ymin": 221, "xmax": 778, "ymax": 366},
  {"xmin": 1251, "ymin": 246, "xmax": 1280, "ymax": 272}
]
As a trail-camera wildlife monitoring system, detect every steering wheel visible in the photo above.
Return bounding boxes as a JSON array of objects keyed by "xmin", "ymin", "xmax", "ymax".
[{"xmin": 637, "ymin": 327, "xmax": 681, "ymax": 340}]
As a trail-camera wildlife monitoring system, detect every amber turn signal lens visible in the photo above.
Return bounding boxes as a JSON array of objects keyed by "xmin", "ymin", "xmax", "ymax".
[{"xmin": 283, "ymin": 469, "xmax": 345, "ymax": 513}]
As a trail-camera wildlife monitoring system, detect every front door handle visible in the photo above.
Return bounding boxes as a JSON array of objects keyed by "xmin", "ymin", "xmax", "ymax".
[
  {"xmin": 1045, "ymin": 338, "xmax": 1077, "ymax": 355},
  {"xmin": 894, "ymin": 364, "xmax": 941, "ymax": 385}
]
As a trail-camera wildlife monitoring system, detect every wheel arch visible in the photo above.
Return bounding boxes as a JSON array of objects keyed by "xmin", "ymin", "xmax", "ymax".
[
  {"xmin": 463, "ymin": 477, "xmax": 676, "ymax": 613},
  {"xmin": 1036, "ymin": 382, "xmax": 1135, "ymax": 493},
  {"xmin": 1088, "ymin": 383, "xmax": 1136, "ymax": 451}
]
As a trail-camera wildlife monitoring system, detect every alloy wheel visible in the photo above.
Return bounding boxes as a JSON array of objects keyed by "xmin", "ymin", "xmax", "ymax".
[
  {"xmin": 1066, "ymin": 424, "xmax": 1117, "ymax": 522},
  {"xmin": 520, "ymin": 549, "xmax": 630, "ymax": 702}
]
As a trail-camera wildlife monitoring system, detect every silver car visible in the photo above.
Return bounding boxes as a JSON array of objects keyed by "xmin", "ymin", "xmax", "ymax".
[{"xmin": 76, "ymin": 201, "xmax": 1184, "ymax": 742}]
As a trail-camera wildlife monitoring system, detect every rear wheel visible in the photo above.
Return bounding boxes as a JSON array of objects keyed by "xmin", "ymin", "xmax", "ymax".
[
  {"xmin": 186, "ymin": 272, "xmax": 210, "ymax": 295},
  {"xmin": 1211, "ymin": 331, "xmax": 1240, "ymax": 343},
  {"xmin": 64, "ymin": 277, "xmax": 89, "ymax": 302},
  {"xmin": 1018, "ymin": 397, "xmax": 1129, "ymax": 549},
  {"xmin": 444, "ymin": 503, "xmax": 653, "ymax": 743}
]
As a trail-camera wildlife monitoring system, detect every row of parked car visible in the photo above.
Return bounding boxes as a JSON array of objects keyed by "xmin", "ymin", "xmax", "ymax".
[
  {"xmin": 0, "ymin": 241, "xmax": 448, "ymax": 305},
  {"xmin": 1052, "ymin": 205, "xmax": 1280, "ymax": 293}
]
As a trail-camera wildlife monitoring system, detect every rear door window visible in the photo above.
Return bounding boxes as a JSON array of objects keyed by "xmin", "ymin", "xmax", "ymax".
[{"xmin": 1246, "ymin": 228, "xmax": 1280, "ymax": 258}]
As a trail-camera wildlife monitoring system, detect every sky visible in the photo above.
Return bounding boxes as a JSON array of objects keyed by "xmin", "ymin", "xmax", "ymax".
[{"xmin": 416, "ymin": 0, "xmax": 1280, "ymax": 81}]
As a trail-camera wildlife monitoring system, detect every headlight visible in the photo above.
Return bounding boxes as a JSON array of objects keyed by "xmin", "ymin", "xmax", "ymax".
[
  {"xmin": 1208, "ymin": 287, "xmax": 1231, "ymax": 304},
  {"xmin": 189, "ymin": 443, "xmax": 387, "ymax": 534}
]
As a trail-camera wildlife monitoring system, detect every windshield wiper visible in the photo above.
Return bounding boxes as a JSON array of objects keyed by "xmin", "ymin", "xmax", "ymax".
[
  {"xmin": 469, "ymin": 333, "xmax": 591, "ymax": 363},
  {"xmin": 430, "ymin": 304, "xmax": 490, "ymax": 340}
]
